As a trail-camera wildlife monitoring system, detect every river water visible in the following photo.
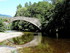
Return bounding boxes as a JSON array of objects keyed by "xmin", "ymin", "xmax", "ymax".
[
  {"xmin": 2, "ymin": 31, "xmax": 70, "ymax": 53},
  {"xmin": 42, "ymin": 36, "xmax": 70, "ymax": 53}
]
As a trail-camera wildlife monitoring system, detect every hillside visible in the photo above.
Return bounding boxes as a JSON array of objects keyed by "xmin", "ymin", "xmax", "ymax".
[{"xmin": 0, "ymin": 14, "xmax": 12, "ymax": 18}]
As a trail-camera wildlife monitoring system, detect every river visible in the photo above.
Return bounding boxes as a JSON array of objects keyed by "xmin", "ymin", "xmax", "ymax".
[
  {"xmin": 42, "ymin": 36, "xmax": 70, "ymax": 53},
  {"xmin": 0, "ymin": 31, "xmax": 70, "ymax": 53},
  {"xmin": 17, "ymin": 32, "xmax": 70, "ymax": 53}
]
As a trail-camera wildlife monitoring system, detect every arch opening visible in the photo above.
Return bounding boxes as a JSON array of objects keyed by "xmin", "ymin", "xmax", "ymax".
[{"xmin": 11, "ymin": 20, "xmax": 41, "ymax": 32}]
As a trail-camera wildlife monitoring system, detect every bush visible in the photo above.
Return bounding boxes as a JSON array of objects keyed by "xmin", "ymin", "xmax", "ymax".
[{"xmin": 0, "ymin": 18, "xmax": 6, "ymax": 32}]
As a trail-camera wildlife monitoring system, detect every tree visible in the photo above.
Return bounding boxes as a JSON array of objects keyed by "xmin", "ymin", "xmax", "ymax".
[
  {"xmin": 15, "ymin": 1, "xmax": 54, "ymax": 32},
  {"xmin": 44, "ymin": 0, "xmax": 63, "ymax": 4},
  {"xmin": 17, "ymin": 4, "xmax": 22, "ymax": 9},
  {"xmin": 51, "ymin": 0, "xmax": 63, "ymax": 4},
  {"xmin": 43, "ymin": 0, "xmax": 70, "ymax": 37},
  {"xmin": 27, "ymin": 2, "xmax": 54, "ymax": 23},
  {"xmin": 15, "ymin": 7, "xmax": 27, "ymax": 16},
  {"xmin": 29, "ymin": 1, "xmax": 32, "ymax": 6},
  {"xmin": 25, "ymin": 2, "xmax": 29, "ymax": 7}
]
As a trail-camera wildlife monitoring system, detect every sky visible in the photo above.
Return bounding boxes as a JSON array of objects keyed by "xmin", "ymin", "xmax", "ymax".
[{"xmin": 0, "ymin": 0, "xmax": 43, "ymax": 17}]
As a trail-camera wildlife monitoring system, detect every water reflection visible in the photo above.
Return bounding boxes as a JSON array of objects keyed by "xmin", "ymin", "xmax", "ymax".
[
  {"xmin": 3, "ymin": 31, "xmax": 70, "ymax": 53},
  {"xmin": 5, "ymin": 30, "xmax": 17, "ymax": 32},
  {"xmin": 42, "ymin": 36, "xmax": 70, "ymax": 53},
  {"xmin": 0, "ymin": 45, "xmax": 17, "ymax": 53}
]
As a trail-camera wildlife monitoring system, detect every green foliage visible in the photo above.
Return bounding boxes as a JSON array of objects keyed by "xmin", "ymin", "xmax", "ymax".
[
  {"xmin": 15, "ymin": 0, "xmax": 70, "ymax": 37},
  {"xmin": 11, "ymin": 51, "xmax": 16, "ymax": 53},
  {"xmin": 29, "ymin": 2, "xmax": 32, "ymax": 6},
  {"xmin": 51, "ymin": 0, "xmax": 63, "ymax": 4},
  {"xmin": 11, "ymin": 20, "xmax": 39, "ymax": 32},
  {"xmin": 52, "ymin": 0, "xmax": 70, "ymax": 36},
  {"xmin": 15, "ymin": 7, "xmax": 27, "ymax": 16},
  {"xmin": 25, "ymin": 2, "xmax": 29, "ymax": 7},
  {"xmin": 15, "ymin": 1, "xmax": 54, "ymax": 24},
  {"xmin": 25, "ymin": 2, "xmax": 32, "ymax": 7},
  {"xmin": 17, "ymin": 4, "xmax": 22, "ymax": 9},
  {"xmin": 42, "ymin": 0, "xmax": 70, "ymax": 37},
  {"xmin": 0, "ymin": 18, "xmax": 6, "ymax": 32},
  {"xmin": 28, "ymin": 2, "xmax": 54, "ymax": 22}
]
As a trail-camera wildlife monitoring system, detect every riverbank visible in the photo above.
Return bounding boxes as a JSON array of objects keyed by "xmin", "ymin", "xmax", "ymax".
[
  {"xmin": 0, "ymin": 32, "xmax": 42, "ymax": 53},
  {"xmin": 0, "ymin": 32, "xmax": 23, "ymax": 42}
]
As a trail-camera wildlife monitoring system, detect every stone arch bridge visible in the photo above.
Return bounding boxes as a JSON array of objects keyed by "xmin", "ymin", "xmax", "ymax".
[{"xmin": 6, "ymin": 16, "xmax": 41, "ymax": 29}]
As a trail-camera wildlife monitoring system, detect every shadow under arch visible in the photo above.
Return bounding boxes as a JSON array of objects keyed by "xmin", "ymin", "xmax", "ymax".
[{"xmin": 11, "ymin": 20, "xmax": 41, "ymax": 32}]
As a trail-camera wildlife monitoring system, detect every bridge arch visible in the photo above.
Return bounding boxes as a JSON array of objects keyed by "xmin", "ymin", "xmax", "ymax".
[
  {"xmin": 9, "ymin": 17, "xmax": 41, "ymax": 30},
  {"xmin": 11, "ymin": 20, "xmax": 40, "ymax": 31}
]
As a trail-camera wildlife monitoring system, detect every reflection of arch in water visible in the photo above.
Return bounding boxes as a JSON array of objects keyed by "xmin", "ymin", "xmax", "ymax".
[
  {"xmin": 11, "ymin": 20, "xmax": 41, "ymax": 32},
  {"xmin": 9, "ymin": 17, "xmax": 41, "ymax": 30}
]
